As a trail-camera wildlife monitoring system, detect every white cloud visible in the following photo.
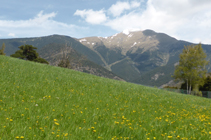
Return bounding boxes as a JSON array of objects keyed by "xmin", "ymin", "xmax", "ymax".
[
  {"xmin": 0, "ymin": 11, "xmax": 85, "ymax": 38},
  {"xmin": 108, "ymin": 1, "xmax": 141, "ymax": 17},
  {"xmin": 105, "ymin": 0, "xmax": 211, "ymax": 43},
  {"xmin": 74, "ymin": 9, "xmax": 107, "ymax": 24},
  {"xmin": 8, "ymin": 33, "xmax": 15, "ymax": 37},
  {"xmin": 74, "ymin": 0, "xmax": 211, "ymax": 43}
]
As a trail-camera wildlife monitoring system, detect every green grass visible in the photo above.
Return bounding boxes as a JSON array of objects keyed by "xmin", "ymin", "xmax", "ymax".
[{"xmin": 1, "ymin": 55, "xmax": 211, "ymax": 140}]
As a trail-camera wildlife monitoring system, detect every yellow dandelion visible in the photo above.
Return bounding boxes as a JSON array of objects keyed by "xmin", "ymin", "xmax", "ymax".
[
  {"xmin": 20, "ymin": 136, "xmax": 24, "ymax": 139},
  {"xmin": 93, "ymin": 130, "xmax": 96, "ymax": 132},
  {"xmin": 10, "ymin": 119, "xmax": 13, "ymax": 122},
  {"xmin": 167, "ymin": 136, "xmax": 172, "ymax": 138},
  {"xmin": 15, "ymin": 136, "xmax": 19, "ymax": 139}
]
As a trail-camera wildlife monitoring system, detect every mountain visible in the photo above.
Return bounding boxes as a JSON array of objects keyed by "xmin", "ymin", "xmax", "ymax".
[
  {"xmin": 79, "ymin": 29, "xmax": 211, "ymax": 86},
  {"xmin": 1, "ymin": 30, "xmax": 211, "ymax": 86},
  {"xmin": 0, "ymin": 35, "xmax": 123, "ymax": 81}
]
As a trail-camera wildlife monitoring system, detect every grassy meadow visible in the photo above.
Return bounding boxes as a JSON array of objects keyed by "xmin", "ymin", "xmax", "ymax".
[{"xmin": 1, "ymin": 55, "xmax": 211, "ymax": 140}]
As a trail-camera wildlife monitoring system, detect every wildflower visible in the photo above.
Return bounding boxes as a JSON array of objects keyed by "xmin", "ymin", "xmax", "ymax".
[
  {"xmin": 10, "ymin": 119, "xmax": 13, "ymax": 122},
  {"xmin": 52, "ymin": 132, "xmax": 55, "ymax": 134},
  {"xmin": 64, "ymin": 133, "xmax": 68, "ymax": 136},
  {"xmin": 20, "ymin": 136, "xmax": 24, "ymax": 139},
  {"xmin": 55, "ymin": 122, "xmax": 59, "ymax": 125},
  {"xmin": 15, "ymin": 136, "xmax": 19, "ymax": 139},
  {"xmin": 54, "ymin": 119, "xmax": 58, "ymax": 122},
  {"xmin": 115, "ymin": 121, "xmax": 119, "ymax": 124},
  {"xmin": 167, "ymin": 136, "xmax": 172, "ymax": 138},
  {"xmin": 93, "ymin": 130, "xmax": 96, "ymax": 132}
]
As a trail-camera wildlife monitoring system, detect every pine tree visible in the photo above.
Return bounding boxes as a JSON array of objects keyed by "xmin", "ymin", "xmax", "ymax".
[
  {"xmin": 10, "ymin": 44, "xmax": 48, "ymax": 64},
  {"xmin": 172, "ymin": 43, "xmax": 209, "ymax": 94},
  {"xmin": 0, "ymin": 43, "xmax": 6, "ymax": 55}
]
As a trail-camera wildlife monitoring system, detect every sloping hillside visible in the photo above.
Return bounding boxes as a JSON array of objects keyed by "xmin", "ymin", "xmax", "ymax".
[
  {"xmin": 1, "ymin": 55, "xmax": 211, "ymax": 139},
  {"xmin": 0, "ymin": 35, "xmax": 122, "ymax": 81}
]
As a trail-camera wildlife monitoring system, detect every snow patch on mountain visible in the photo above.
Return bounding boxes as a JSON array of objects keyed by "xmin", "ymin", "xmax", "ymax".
[
  {"xmin": 123, "ymin": 29, "xmax": 130, "ymax": 35},
  {"xmin": 79, "ymin": 38, "xmax": 87, "ymax": 42},
  {"xmin": 128, "ymin": 34, "xmax": 133, "ymax": 38},
  {"xmin": 111, "ymin": 33, "xmax": 118, "ymax": 39},
  {"xmin": 131, "ymin": 42, "xmax": 137, "ymax": 47},
  {"xmin": 122, "ymin": 29, "xmax": 142, "ymax": 35}
]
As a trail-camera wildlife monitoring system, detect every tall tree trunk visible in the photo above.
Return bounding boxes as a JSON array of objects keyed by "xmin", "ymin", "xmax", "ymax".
[
  {"xmin": 187, "ymin": 79, "xmax": 189, "ymax": 94},
  {"xmin": 189, "ymin": 79, "xmax": 192, "ymax": 94}
]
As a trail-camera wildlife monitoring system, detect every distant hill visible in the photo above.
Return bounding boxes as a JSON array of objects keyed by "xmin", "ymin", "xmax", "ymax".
[{"xmin": 1, "ymin": 30, "xmax": 211, "ymax": 86}]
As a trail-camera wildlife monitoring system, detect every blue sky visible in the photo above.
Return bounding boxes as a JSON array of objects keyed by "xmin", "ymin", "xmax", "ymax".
[{"xmin": 1, "ymin": 0, "xmax": 211, "ymax": 44}]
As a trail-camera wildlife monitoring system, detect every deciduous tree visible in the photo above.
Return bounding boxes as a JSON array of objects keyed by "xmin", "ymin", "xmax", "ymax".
[{"xmin": 172, "ymin": 43, "xmax": 209, "ymax": 94}]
